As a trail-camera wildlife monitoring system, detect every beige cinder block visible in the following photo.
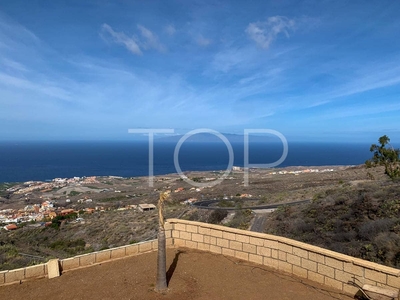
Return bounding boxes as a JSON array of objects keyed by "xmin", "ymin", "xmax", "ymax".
[{"xmin": 47, "ymin": 259, "xmax": 60, "ymax": 279}]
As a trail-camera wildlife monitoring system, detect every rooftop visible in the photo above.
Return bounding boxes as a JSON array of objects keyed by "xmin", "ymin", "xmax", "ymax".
[{"xmin": 0, "ymin": 248, "xmax": 351, "ymax": 300}]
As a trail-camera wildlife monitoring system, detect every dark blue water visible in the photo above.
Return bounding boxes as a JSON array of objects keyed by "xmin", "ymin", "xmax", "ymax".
[{"xmin": 0, "ymin": 141, "xmax": 372, "ymax": 183}]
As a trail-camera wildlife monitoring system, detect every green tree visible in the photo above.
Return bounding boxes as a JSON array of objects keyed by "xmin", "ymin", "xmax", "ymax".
[{"xmin": 366, "ymin": 135, "xmax": 400, "ymax": 179}]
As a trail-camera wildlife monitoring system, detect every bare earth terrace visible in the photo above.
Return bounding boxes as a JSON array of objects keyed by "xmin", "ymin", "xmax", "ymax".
[
  {"xmin": 1, "ymin": 220, "xmax": 399, "ymax": 299},
  {"xmin": 0, "ymin": 247, "xmax": 352, "ymax": 300}
]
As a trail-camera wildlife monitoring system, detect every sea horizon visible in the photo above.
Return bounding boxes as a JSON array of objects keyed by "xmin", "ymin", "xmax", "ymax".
[{"xmin": 0, "ymin": 140, "xmax": 376, "ymax": 183}]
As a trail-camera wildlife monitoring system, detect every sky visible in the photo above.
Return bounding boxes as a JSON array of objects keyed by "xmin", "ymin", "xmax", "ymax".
[{"xmin": 1, "ymin": 0, "xmax": 400, "ymax": 142}]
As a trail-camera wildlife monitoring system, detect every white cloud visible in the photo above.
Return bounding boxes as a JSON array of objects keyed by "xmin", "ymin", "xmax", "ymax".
[
  {"xmin": 0, "ymin": 72, "xmax": 72, "ymax": 101},
  {"xmin": 311, "ymin": 101, "xmax": 400, "ymax": 122},
  {"xmin": 0, "ymin": 13, "xmax": 40, "ymax": 45},
  {"xmin": 100, "ymin": 23, "xmax": 142, "ymax": 55},
  {"xmin": 211, "ymin": 48, "xmax": 249, "ymax": 73},
  {"xmin": 332, "ymin": 66, "xmax": 400, "ymax": 99},
  {"xmin": 245, "ymin": 16, "xmax": 295, "ymax": 50},
  {"xmin": 297, "ymin": 59, "xmax": 400, "ymax": 108},
  {"xmin": 196, "ymin": 35, "xmax": 212, "ymax": 47},
  {"xmin": 1, "ymin": 58, "xmax": 28, "ymax": 72},
  {"xmin": 137, "ymin": 25, "xmax": 165, "ymax": 52},
  {"xmin": 165, "ymin": 24, "xmax": 176, "ymax": 36},
  {"xmin": 100, "ymin": 23, "xmax": 166, "ymax": 55},
  {"xmin": 0, "ymin": 14, "xmax": 73, "ymax": 104},
  {"xmin": 209, "ymin": 45, "xmax": 277, "ymax": 75}
]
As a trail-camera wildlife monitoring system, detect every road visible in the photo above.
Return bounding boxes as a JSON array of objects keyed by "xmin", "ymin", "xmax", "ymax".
[
  {"xmin": 192, "ymin": 199, "xmax": 310, "ymax": 210},
  {"xmin": 250, "ymin": 213, "xmax": 268, "ymax": 233},
  {"xmin": 192, "ymin": 198, "xmax": 310, "ymax": 233}
]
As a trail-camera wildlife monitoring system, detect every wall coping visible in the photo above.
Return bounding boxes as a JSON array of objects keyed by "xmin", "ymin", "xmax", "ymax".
[{"xmin": 167, "ymin": 218, "xmax": 400, "ymax": 276}]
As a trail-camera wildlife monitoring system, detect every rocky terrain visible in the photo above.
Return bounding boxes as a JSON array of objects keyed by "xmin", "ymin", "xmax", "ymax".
[{"xmin": 1, "ymin": 164, "xmax": 398, "ymax": 270}]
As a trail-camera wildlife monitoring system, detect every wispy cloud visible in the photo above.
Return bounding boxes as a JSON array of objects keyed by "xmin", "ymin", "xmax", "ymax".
[
  {"xmin": 295, "ymin": 58, "xmax": 400, "ymax": 109},
  {"xmin": 100, "ymin": 24, "xmax": 166, "ymax": 55},
  {"xmin": 100, "ymin": 24, "xmax": 142, "ymax": 55},
  {"xmin": 0, "ymin": 12, "xmax": 40, "ymax": 47},
  {"xmin": 196, "ymin": 34, "xmax": 212, "ymax": 47},
  {"xmin": 309, "ymin": 101, "xmax": 400, "ymax": 122},
  {"xmin": 210, "ymin": 47, "xmax": 254, "ymax": 73},
  {"xmin": 331, "ymin": 64, "xmax": 400, "ymax": 99},
  {"xmin": 0, "ymin": 13, "xmax": 72, "ymax": 105},
  {"xmin": 137, "ymin": 25, "xmax": 166, "ymax": 52},
  {"xmin": 245, "ymin": 16, "xmax": 295, "ymax": 49},
  {"xmin": 1, "ymin": 58, "xmax": 28, "ymax": 72},
  {"xmin": 0, "ymin": 72, "xmax": 71, "ymax": 101},
  {"xmin": 164, "ymin": 24, "xmax": 176, "ymax": 36}
]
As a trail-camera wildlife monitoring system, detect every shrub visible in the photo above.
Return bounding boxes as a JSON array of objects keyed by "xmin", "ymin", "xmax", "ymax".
[
  {"xmin": 227, "ymin": 209, "xmax": 252, "ymax": 230},
  {"xmin": 69, "ymin": 191, "xmax": 81, "ymax": 196},
  {"xmin": 358, "ymin": 219, "xmax": 394, "ymax": 240},
  {"xmin": 218, "ymin": 199, "xmax": 234, "ymax": 207},
  {"xmin": 208, "ymin": 210, "xmax": 228, "ymax": 224},
  {"xmin": 49, "ymin": 238, "xmax": 86, "ymax": 254}
]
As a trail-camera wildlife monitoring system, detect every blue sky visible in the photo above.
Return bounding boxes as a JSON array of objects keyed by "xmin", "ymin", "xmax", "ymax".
[{"xmin": 1, "ymin": 0, "xmax": 400, "ymax": 142}]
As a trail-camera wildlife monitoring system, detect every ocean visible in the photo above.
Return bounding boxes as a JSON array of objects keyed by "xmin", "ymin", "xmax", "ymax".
[{"xmin": 0, "ymin": 141, "xmax": 372, "ymax": 183}]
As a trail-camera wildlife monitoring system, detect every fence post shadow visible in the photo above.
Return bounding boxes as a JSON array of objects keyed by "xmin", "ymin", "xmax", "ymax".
[{"xmin": 166, "ymin": 250, "xmax": 184, "ymax": 285}]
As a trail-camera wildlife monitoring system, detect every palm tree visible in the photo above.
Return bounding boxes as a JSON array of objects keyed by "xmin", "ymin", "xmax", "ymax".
[{"xmin": 155, "ymin": 191, "xmax": 170, "ymax": 292}]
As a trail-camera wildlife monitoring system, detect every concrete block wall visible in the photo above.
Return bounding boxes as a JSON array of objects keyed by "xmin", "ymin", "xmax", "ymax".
[
  {"xmin": 2, "ymin": 219, "xmax": 399, "ymax": 296},
  {"xmin": 59, "ymin": 238, "xmax": 167, "ymax": 272},
  {"xmin": 0, "ymin": 222, "xmax": 173, "ymax": 286},
  {"xmin": 0, "ymin": 264, "xmax": 47, "ymax": 285},
  {"xmin": 168, "ymin": 218, "xmax": 400, "ymax": 296}
]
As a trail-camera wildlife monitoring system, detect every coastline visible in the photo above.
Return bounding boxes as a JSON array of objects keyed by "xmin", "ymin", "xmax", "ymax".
[{"xmin": 0, "ymin": 164, "xmax": 360, "ymax": 185}]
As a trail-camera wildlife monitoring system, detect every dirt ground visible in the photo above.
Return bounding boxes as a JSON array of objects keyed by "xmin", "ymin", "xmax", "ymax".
[{"xmin": 0, "ymin": 248, "xmax": 354, "ymax": 300}]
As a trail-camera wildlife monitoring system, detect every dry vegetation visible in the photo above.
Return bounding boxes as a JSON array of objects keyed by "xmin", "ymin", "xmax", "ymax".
[
  {"xmin": 0, "ymin": 203, "xmax": 185, "ymax": 271},
  {"xmin": 265, "ymin": 177, "xmax": 400, "ymax": 268},
  {"xmin": 1, "ymin": 164, "xmax": 399, "ymax": 271}
]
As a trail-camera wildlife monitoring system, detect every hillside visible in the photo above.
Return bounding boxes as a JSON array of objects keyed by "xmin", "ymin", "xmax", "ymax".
[
  {"xmin": 0, "ymin": 203, "xmax": 185, "ymax": 271},
  {"xmin": 1, "ymin": 164, "xmax": 399, "ymax": 271},
  {"xmin": 264, "ymin": 177, "xmax": 400, "ymax": 268}
]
